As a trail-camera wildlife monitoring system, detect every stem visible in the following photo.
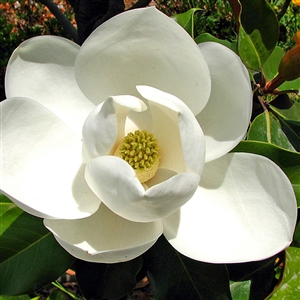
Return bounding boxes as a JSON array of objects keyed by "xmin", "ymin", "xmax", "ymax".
[
  {"xmin": 277, "ymin": 0, "xmax": 291, "ymax": 21},
  {"xmin": 127, "ymin": 0, "xmax": 152, "ymax": 10},
  {"xmin": 257, "ymin": 96, "xmax": 271, "ymax": 143},
  {"xmin": 51, "ymin": 280, "xmax": 81, "ymax": 300},
  {"xmin": 226, "ymin": 0, "xmax": 241, "ymax": 30},
  {"xmin": 39, "ymin": 0, "xmax": 78, "ymax": 42},
  {"xmin": 68, "ymin": 0, "xmax": 124, "ymax": 44},
  {"xmin": 257, "ymin": 95, "xmax": 268, "ymax": 113},
  {"xmin": 262, "ymin": 74, "xmax": 285, "ymax": 94}
]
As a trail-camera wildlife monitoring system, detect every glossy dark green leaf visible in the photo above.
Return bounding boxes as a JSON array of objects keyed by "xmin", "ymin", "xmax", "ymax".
[
  {"xmin": 269, "ymin": 99, "xmax": 300, "ymax": 151},
  {"xmin": 248, "ymin": 260, "xmax": 278, "ymax": 300},
  {"xmin": 0, "ymin": 195, "xmax": 75, "ymax": 296},
  {"xmin": 0, "ymin": 194, "xmax": 23, "ymax": 235},
  {"xmin": 270, "ymin": 100, "xmax": 300, "ymax": 123},
  {"xmin": 0, "ymin": 296, "xmax": 31, "ymax": 300},
  {"xmin": 292, "ymin": 221, "xmax": 300, "ymax": 247},
  {"xmin": 267, "ymin": 247, "xmax": 300, "ymax": 299},
  {"xmin": 230, "ymin": 281, "xmax": 251, "ymax": 300},
  {"xmin": 143, "ymin": 236, "xmax": 232, "ymax": 300},
  {"xmin": 195, "ymin": 33, "xmax": 235, "ymax": 50},
  {"xmin": 47, "ymin": 289, "xmax": 68, "ymax": 300},
  {"xmin": 232, "ymin": 140, "xmax": 300, "ymax": 206},
  {"xmin": 273, "ymin": 116, "xmax": 300, "ymax": 151},
  {"xmin": 248, "ymin": 111, "xmax": 296, "ymax": 151},
  {"xmin": 172, "ymin": 8, "xmax": 201, "ymax": 38},
  {"xmin": 76, "ymin": 257, "xmax": 143, "ymax": 300},
  {"xmin": 227, "ymin": 254, "xmax": 279, "ymax": 300},
  {"xmin": 263, "ymin": 46, "xmax": 300, "ymax": 91},
  {"xmin": 237, "ymin": 0, "xmax": 278, "ymax": 70}
]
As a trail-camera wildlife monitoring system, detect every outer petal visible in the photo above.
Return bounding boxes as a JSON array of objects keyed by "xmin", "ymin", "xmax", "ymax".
[
  {"xmin": 82, "ymin": 95, "xmax": 147, "ymax": 164},
  {"xmin": 85, "ymin": 156, "xmax": 200, "ymax": 222},
  {"xmin": 163, "ymin": 153, "xmax": 297, "ymax": 263},
  {"xmin": 5, "ymin": 36, "xmax": 94, "ymax": 138},
  {"xmin": 196, "ymin": 42, "xmax": 252, "ymax": 162},
  {"xmin": 75, "ymin": 7, "xmax": 211, "ymax": 116},
  {"xmin": 1, "ymin": 98, "xmax": 100, "ymax": 219},
  {"xmin": 137, "ymin": 86, "xmax": 206, "ymax": 176},
  {"xmin": 44, "ymin": 204, "xmax": 163, "ymax": 263}
]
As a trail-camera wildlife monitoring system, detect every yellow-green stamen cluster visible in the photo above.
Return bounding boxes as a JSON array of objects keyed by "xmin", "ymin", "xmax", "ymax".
[{"xmin": 114, "ymin": 130, "xmax": 160, "ymax": 183}]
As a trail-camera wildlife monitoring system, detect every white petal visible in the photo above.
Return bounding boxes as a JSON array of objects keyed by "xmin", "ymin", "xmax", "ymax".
[
  {"xmin": 75, "ymin": 7, "xmax": 211, "ymax": 115},
  {"xmin": 137, "ymin": 86, "xmax": 206, "ymax": 176},
  {"xmin": 5, "ymin": 36, "xmax": 94, "ymax": 138},
  {"xmin": 44, "ymin": 204, "xmax": 163, "ymax": 263},
  {"xmin": 1, "ymin": 98, "xmax": 100, "ymax": 219},
  {"xmin": 197, "ymin": 42, "xmax": 252, "ymax": 162},
  {"xmin": 163, "ymin": 153, "xmax": 297, "ymax": 263},
  {"xmin": 82, "ymin": 95, "xmax": 147, "ymax": 163},
  {"xmin": 85, "ymin": 156, "xmax": 200, "ymax": 222}
]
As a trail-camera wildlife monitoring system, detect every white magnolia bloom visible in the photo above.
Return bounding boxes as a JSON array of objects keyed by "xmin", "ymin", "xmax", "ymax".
[{"xmin": 0, "ymin": 8, "xmax": 297, "ymax": 263}]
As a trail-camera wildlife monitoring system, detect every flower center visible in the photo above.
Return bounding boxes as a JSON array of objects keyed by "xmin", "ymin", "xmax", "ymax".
[{"xmin": 114, "ymin": 130, "xmax": 160, "ymax": 183}]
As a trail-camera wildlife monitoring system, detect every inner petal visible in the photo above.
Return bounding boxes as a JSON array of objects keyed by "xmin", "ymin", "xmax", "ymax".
[
  {"xmin": 149, "ymin": 101, "xmax": 186, "ymax": 173},
  {"xmin": 82, "ymin": 95, "xmax": 147, "ymax": 163}
]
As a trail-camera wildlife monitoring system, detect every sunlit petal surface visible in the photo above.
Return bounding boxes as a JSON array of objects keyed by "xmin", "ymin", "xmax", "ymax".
[
  {"xmin": 196, "ymin": 42, "xmax": 252, "ymax": 162},
  {"xmin": 75, "ymin": 7, "xmax": 211, "ymax": 115},
  {"xmin": 1, "ymin": 98, "xmax": 100, "ymax": 219},
  {"xmin": 163, "ymin": 153, "xmax": 297, "ymax": 263},
  {"xmin": 5, "ymin": 36, "xmax": 94, "ymax": 138}
]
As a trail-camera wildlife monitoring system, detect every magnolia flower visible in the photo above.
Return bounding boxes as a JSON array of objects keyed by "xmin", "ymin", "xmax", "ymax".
[{"xmin": 1, "ymin": 8, "xmax": 297, "ymax": 263}]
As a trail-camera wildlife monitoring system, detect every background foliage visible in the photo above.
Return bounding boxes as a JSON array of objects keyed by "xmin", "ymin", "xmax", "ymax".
[
  {"xmin": 0, "ymin": 0, "xmax": 75, "ymax": 100},
  {"xmin": 1, "ymin": 0, "xmax": 299, "ymax": 100},
  {"xmin": 0, "ymin": 0, "xmax": 299, "ymax": 299}
]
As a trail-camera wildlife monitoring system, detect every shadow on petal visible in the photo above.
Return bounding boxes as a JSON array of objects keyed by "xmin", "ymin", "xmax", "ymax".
[
  {"xmin": 72, "ymin": 163, "xmax": 101, "ymax": 215},
  {"xmin": 44, "ymin": 204, "xmax": 163, "ymax": 263}
]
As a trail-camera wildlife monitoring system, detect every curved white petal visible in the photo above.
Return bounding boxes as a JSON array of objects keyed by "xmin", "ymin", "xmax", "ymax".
[
  {"xmin": 44, "ymin": 204, "xmax": 163, "ymax": 263},
  {"xmin": 1, "ymin": 98, "xmax": 100, "ymax": 219},
  {"xmin": 5, "ymin": 36, "xmax": 94, "ymax": 138},
  {"xmin": 85, "ymin": 156, "xmax": 200, "ymax": 222},
  {"xmin": 196, "ymin": 42, "xmax": 252, "ymax": 162},
  {"xmin": 75, "ymin": 7, "xmax": 211, "ymax": 115},
  {"xmin": 137, "ymin": 86, "xmax": 206, "ymax": 176},
  {"xmin": 163, "ymin": 153, "xmax": 297, "ymax": 263},
  {"xmin": 82, "ymin": 95, "xmax": 147, "ymax": 163}
]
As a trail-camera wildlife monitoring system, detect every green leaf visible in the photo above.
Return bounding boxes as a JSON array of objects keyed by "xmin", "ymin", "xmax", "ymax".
[
  {"xmin": 0, "ymin": 195, "xmax": 75, "ymax": 296},
  {"xmin": 47, "ymin": 289, "xmax": 67, "ymax": 300},
  {"xmin": 172, "ymin": 8, "xmax": 201, "ymax": 38},
  {"xmin": 227, "ymin": 255, "xmax": 279, "ymax": 300},
  {"xmin": 232, "ymin": 140, "xmax": 300, "ymax": 207},
  {"xmin": 269, "ymin": 100, "xmax": 300, "ymax": 151},
  {"xmin": 143, "ymin": 236, "xmax": 232, "ymax": 300},
  {"xmin": 194, "ymin": 33, "xmax": 236, "ymax": 51},
  {"xmin": 248, "ymin": 111, "xmax": 296, "ymax": 151},
  {"xmin": 0, "ymin": 296, "xmax": 31, "ymax": 300},
  {"xmin": 268, "ymin": 247, "xmax": 300, "ymax": 299},
  {"xmin": 0, "ymin": 194, "xmax": 23, "ymax": 235},
  {"xmin": 292, "ymin": 221, "xmax": 300, "ymax": 247},
  {"xmin": 263, "ymin": 46, "xmax": 300, "ymax": 91},
  {"xmin": 237, "ymin": 0, "xmax": 278, "ymax": 70},
  {"xmin": 230, "ymin": 281, "xmax": 251, "ymax": 300},
  {"xmin": 272, "ymin": 116, "xmax": 300, "ymax": 152},
  {"xmin": 51, "ymin": 281, "xmax": 80, "ymax": 300},
  {"xmin": 270, "ymin": 100, "xmax": 300, "ymax": 124},
  {"xmin": 76, "ymin": 257, "xmax": 143, "ymax": 300}
]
